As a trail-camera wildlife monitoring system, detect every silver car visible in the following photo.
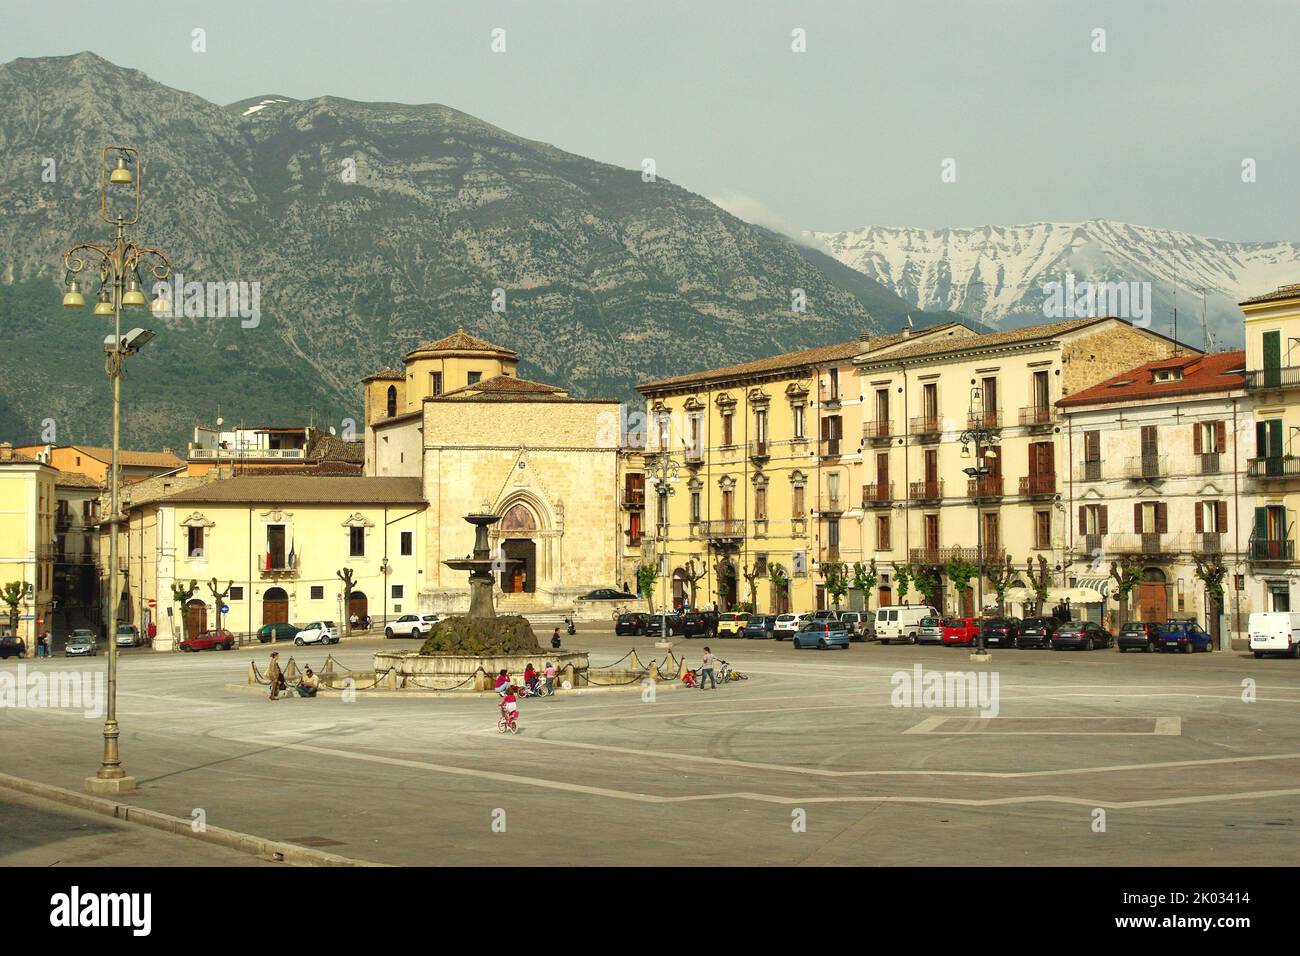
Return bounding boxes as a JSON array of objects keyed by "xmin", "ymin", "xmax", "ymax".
[
  {"xmin": 918, "ymin": 615, "xmax": 945, "ymax": 644},
  {"xmin": 115, "ymin": 624, "xmax": 142, "ymax": 648}
]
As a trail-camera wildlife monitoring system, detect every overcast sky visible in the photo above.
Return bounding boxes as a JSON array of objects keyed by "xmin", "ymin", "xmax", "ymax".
[{"xmin": 3, "ymin": 0, "xmax": 1296, "ymax": 242}]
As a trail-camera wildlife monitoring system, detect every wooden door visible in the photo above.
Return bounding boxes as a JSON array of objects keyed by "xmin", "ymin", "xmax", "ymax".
[
  {"xmin": 262, "ymin": 588, "xmax": 288, "ymax": 626},
  {"xmin": 1138, "ymin": 582, "xmax": 1167, "ymax": 622},
  {"xmin": 186, "ymin": 599, "xmax": 208, "ymax": 638}
]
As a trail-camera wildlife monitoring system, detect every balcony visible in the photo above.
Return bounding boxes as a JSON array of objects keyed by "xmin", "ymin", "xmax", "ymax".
[
  {"xmin": 1108, "ymin": 533, "xmax": 1176, "ymax": 556},
  {"xmin": 818, "ymin": 495, "xmax": 844, "ymax": 514},
  {"xmin": 684, "ymin": 444, "xmax": 704, "ymax": 465},
  {"xmin": 1248, "ymin": 457, "xmax": 1300, "ymax": 480},
  {"xmin": 1019, "ymin": 474, "xmax": 1057, "ymax": 498},
  {"xmin": 862, "ymin": 482, "xmax": 894, "ymax": 507},
  {"xmin": 259, "ymin": 564, "xmax": 300, "ymax": 579},
  {"xmin": 910, "ymin": 415, "xmax": 942, "ymax": 441},
  {"xmin": 1192, "ymin": 531, "xmax": 1224, "ymax": 555},
  {"xmin": 818, "ymin": 438, "xmax": 843, "ymax": 458},
  {"xmin": 1197, "ymin": 452, "xmax": 1221, "ymax": 476},
  {"xmin": 967, "ymin": 475, "xmax": 1004, "ymax": 499},
  {"xmin": 909, "ymin": 479, "xmax": 944, "ymax": 502},
  {"xmin": 862, "ymin": 420, "xmax": 893, "ymax": 444},
  {"xmin": 819, "ymin": 386, "xmax": 842, "ymax": 408},
  {"xmin": 624, "ymin": 528, "xmax": 643, "ymax": 548},
  {"xmin": 620, "ymin": 489, "xmax": 645, "ymax": 510},
  {"xmin": 1076, "ymin": 460, "xmax": 1103, "ymax": 482},
  {"xmin": 1019, "ymin": 404, "xmax": 1055, "ymax": 432},
  {"xmin": 1124, "ymin": 454, "xmax": 1167, "ymax": 480},
  {"xmin": 753, "ymin": 518, "xmax": 769, "ymax": 538},
  {"xmin": 909, "ymin": 545, "xmax": 1005, "ymax": 567},
  {"xmin": 696, "ymin": 519, "xmax": 745, "ymax": 544},
  {"xmin": 818, "ymin": 543, "xmax": 841, "ymax": 564},
  {"xmin": 1244, "ymin": 366, "xmax": 1300, "ymax": 391},
  {"xmin": 747, "ymin": 439, "xmax": 771, "ymax": 461},
  {"xmin": 1250, "ymin": 537, "xmax": 1295, "ymax": 563},
  {"xmin": 190, "ymin": 447, "xmax": 305, "ymax": 460},
  {"xmin": 1076, "ymin": 533, "xmax": 1104, "ymax": 556},
  {"xmin": 967, "ymin": 408, "xmax": 1002, "ymax": 430}
]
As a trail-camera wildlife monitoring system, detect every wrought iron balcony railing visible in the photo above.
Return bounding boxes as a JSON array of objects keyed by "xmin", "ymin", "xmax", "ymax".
[
  {"xmin": 908, "ymin": 479, "xmax": 943, "ymax": 501},
  {"xmin": 862, "ymin": 482, "xmax": 894, "ymax": 507},
  {"xmin": 1245, "ymin": 366, "xmax": 1300, "ymax": 391},
  {"xmin": 1019, "ymin": 474, "xmax": 1057, "ymax": 497}
]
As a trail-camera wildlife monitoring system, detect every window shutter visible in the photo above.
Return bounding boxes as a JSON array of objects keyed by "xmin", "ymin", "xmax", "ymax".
[
  {"xmin": 1256, "ymin": 421, "xmax": 1267, "ymax": 457},
  {"xmin": 1194, "ymin": 502, "xmax": 1203, "ymax": 533},
  {"xmin": 1099, "ymin": 505, "xmax": 1108, "ymax": 534},
  {"xmin": 1134, "ymin": 502, "xmax": 1142, "ymax": 531},
  {"xmin": 1156, "ymin": 502, "xmax": 1168, "ymax": 534},
  {"xmin": 1215, "ymin": 421, "xmax": 1226, "ymax": 454},
  {"xmin": 1217, "ymin": 500, "xmax": 1227, "ymax": 532},
  {"xmin": 1192, "ymin": 424, "xmax": 1202, "ymax": 455},
  {"xmin": 1078, "ymin": 506, "xmax": 1086, "ymax": 534}
]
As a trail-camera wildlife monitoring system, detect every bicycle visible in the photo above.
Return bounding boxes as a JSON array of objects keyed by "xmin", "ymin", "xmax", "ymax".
[
  {"xmin": 497, "ymin": 707, "xmax": 519, "ymax": 734},
  {"xmin": 716, "ymin": 660, "xmax": 748, "ymax": 682}
]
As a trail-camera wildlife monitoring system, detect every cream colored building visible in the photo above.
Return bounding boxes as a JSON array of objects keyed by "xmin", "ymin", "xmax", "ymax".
[
  {"xmin": 1058, "ymin": 350, "xmax": 1250, "ymax": 643},
  {"xmin": 638, "ymin": 318, "xmax": 1187, "ymax": 616},
  {"xmin": 113, "ymin": 475, "xmax": 425, "ymax": 650},
  {"xmin": 1239, "ymin": 283, "xmax": 1300, "ymax": 615},
  {"xmin": 0, "ymin": 443, "xmax": 56, "ymax": 644}
]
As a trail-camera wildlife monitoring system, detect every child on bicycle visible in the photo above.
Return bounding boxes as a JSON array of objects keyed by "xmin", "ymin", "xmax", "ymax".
[{"xmin": 500, "ymin": 684, "xmax": 519, "ymax": 722}]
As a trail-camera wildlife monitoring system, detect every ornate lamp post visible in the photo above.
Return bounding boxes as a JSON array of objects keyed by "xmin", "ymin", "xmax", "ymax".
[
  {"xmin": 645, "ymin": 452, "xmax": 680, "ymax": 643},
  {"xmin": 61, "ymin": 146, "xmax": 172, "ymax": 795},
  {"xmin": 959, "ymin": 385, "xmax": 999, "ymax": 658}
]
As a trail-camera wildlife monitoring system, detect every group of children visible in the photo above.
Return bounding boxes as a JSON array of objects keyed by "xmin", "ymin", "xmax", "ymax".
[{"xmin": 493, "ymin": 662, "xmax": 557, "ymax": 725}]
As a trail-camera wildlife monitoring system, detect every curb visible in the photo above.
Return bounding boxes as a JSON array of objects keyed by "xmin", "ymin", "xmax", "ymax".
[
  {"xmin": 224, "ymin": 677, "xmax": 690, "ymax": 699},
  {"xmin": 0, "ymin": 771, "xmax": 385, "ymax": 867}
]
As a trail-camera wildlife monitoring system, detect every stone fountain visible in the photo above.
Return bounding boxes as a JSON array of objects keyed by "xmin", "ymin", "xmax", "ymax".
[{"xmin": 442, "ymin": 503, "xmax": 518, "ymax": 619}]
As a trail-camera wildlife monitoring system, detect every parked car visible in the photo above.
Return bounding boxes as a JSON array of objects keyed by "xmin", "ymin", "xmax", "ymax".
[
  {"xmin": 1153, "ymin": 619, "xmax": 1212, "ymax": 653},
  {"xmin": 0, "ymin": 636, "xmax": 26, "ymax": 659},
  {"xmin": 1051, "ymin": 620, "xmax": 1112, "ymax": 650},
  {"xmin": 257, "ymin": 622, "xmax": 302, "ymax": 644},
  {"xmin": 1015, "ymin": 617, "xmax": 1059, "ymax": 649},
  {"xmin": 680, "ymin": 612, "xmax": 710, "ymax": 638},
  {"xmin": 1117, "ymin": 621, "xmax": 1160, "ymax": 653},
  {"xmin": 717, "ymin": 612, "xmax": 750, "ymax": 637},
  {"xmin": 384, "ymin": 614, "xmax": 439, "ymax": 639},
  {"xmin": 1248, "ymin": 611, "xmax": 1300, "ymax": 659},
  {"xmin": 980, "ymin": 617, "xmax": 1021, "ymax": 648},
  {"xmin": 742, "ymin": 615, "xmax": 778, "ymax": 639},
  {"xmin": 115, "ymin": 624, "xmax": 142, "ymax": 648},
  {"xmin": 874, "ymin": 604, "xmax": 937, "ymax": 644},
  {"xmin": 614, "ymin": 612, "xmax": 650, "ymax": 636},
  {"xmin": 180, "ymin": 628, "xmax": 235, "ymax": 652},
  {"xmin": 773, "ymin": 613, "xmax": 808, "ymax": 640},
  {"xmin": 646, "ymin": 613, "xmax": 682, "ymax": 637},
  {"xmin": 810, "ymin": 610, "xmax": 840, "ymax": 622},
  {"xmin": 792, "ymin": 619, "xmax": 851, "ymax": 650},
  {"xmin": 941, "ymin": 617, "xmax": 981, "ymax": 646},
  {"xmin": 580, "ymin": 588, "xmax": 633, "ymax": 601},
  {"xmin": 295, "ymin": 621, "xmax": 340, "ymax": 646},
  {"xmin": 839, "ymin": 611, "xmax": 870, "ymax": 640},
  {"xmin": 64, "ymin": 630, "xmax": 98, "ymax": 657},
  {"xmin": 918, "ymin": 615, "xmax": 944, "ymax": 644}
]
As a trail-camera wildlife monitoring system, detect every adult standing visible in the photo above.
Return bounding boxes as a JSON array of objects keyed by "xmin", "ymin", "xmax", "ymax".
[
  {"xmin": 698, "ymin": 646, "xmax": 716, "ymax": 691},
  {"xmin": 267, "ymin": 651, "xmax": 283, "ymax": 701}
]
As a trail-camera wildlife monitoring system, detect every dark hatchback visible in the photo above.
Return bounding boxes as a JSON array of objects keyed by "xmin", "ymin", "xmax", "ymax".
[
  {"xmin": 615, "ymin": 612, "xmax": 651, "ymax": 636},
  {"xmin": 0, "ymin": 635, "xmax": 26, "ymax": 659},
  {"xmin": 1015, "ymin": 617, "xmax": 1059, "ymax": 649},
  {"xmin": 646, "ymin": 613, "xmax": 682, "ymax": 637},
  {"xmin": 980, "ymin": 617, "xmax": 1021, "ymax": 648},
  {"xmin": 743, "ymin": 615, "xmax": 778, "ymax": 639},
  {"xmin": 1153, "ymin": 620, "xmax": 1213, "ymax": 653},
  {"xmin": 1051, "ymin": 620, "xmax": 1112, "ymax": 650},
  {"xmin": 680, "ymin": 612, "xmax": 710, "ymax": 637},
  {"xmin": 1118, "ymin": 621, "xmax": 1160, "ymax": 652}
]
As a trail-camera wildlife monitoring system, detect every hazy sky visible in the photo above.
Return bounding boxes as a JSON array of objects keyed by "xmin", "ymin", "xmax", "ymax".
[{"xmin": 3, "ymin": 0, "xmax": 1296, "ymax": 242}]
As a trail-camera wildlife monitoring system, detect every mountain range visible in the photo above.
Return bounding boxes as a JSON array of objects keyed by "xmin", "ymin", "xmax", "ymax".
[
  {"xmin": 812, "ymin": 219, "xmax": 1300, "ymax": 349},
  {"xmin": 0, "ymin": 52, "xmax": 954, "ymax": 452}
]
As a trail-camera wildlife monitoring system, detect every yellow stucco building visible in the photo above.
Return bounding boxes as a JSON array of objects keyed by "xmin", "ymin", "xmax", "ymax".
[{"xmin": 0, "ymin": 443, "xmax": 56, "ymax": 644}]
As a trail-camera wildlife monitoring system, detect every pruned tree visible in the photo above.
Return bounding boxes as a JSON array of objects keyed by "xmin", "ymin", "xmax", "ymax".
[
  {"xmin": 742, "ymin": 562, "xmax": 761, "ymax": 613},
  {"xmin": 985, "ymin": 555, "xmax": 1016, "ymax": 616},
  {"xmin": 682, "ymin": 558, "xmax": 707, "ymax": 608},
  {"xmin": 1025, "ymin": 556, "xmax": 1052, "ymax": 617},
  {"xmin": 892, "ymin": 561, "xmax": 914, "ymax": 605},
  {"xmin": 822, "ymin": 561, "xmax": 849, "ymax": 610},
  {"xmin": 945, "ymin": 556, "xmax": 979, "ymax": 615},
  {"xmin": 208, "ymin": 578, "xmax": 234, "ymax": 633},
  {"xmin": 914, "ymin": 566, "xmax": 942, "ymax": 608},
  {"xmin": 851, "ymin": 559, "xmax": 878, "ymax": 613},
  {"xmin": 768, "ymin": 562, "xmax": 790, "ymax": 614},
  {"xmin": 171, "ymin": 578, "xmax": 198, "ymax": 641},
  {"xmin": 2, "ymin": 581, "xmax": 21, "ymax": 637},
  {"xmin": 636, "ymin": 563, "xmax": 659, "ymax": 613},
  {"xmin": 1109, "ymin": 556, "xmax": 1142, "ymax": 630},
  {"xmin": 336, "ymin": 567, "xmax": 357, "ymax": 635},
  {"xmin": 1192, "ymin": 553, "xmax": 1227, "ymax": 649}
]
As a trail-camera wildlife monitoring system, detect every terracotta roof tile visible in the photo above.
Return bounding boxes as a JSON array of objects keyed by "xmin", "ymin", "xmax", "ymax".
[
  {"xmin": 68, "ymin": 445, "xmax": 184, "ymax": 469},
  {"xmin": 405, "ymin": 328, "xmax": 518, "ymax": 360},
  {"xmin": 858, "ymin": 317, "xmax": 1114, "ymax": 364},
  {"xmin": 438, "ymin": 375, "xmax": 567, "ymax": 400},
  {"xmin": 156, "ymin": 475, "xmax": 424, "ymax": 505},
  {"xmin": 1239, "ymin": 283, "xmax": 1300, "ymax": 307},
  {"xmin": 1057, "ymin": 350, "xmax": 1246, "ymax": 408}
]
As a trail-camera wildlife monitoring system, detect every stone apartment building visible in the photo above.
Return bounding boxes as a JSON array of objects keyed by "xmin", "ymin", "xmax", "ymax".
[
  {"xmin": 1057, "ymin": 350, "xmax": 1249, "ymax": 641},
  {"xmin": 638, "ymin": 317, "xmax": 1187, "ymax": 615}
]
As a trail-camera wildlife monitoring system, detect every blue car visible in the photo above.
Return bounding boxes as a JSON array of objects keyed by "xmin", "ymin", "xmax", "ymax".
[
  {"xmin": 742, "ymin": 615, "xmax": 777, "ymax": 639},
  {"xmin": 792, "ymin": 620, "xmax": 851, "ymax": 650},
  {"xmin": 1153, "ymin": 620, "xmax": 1213, "ymax": 653}
]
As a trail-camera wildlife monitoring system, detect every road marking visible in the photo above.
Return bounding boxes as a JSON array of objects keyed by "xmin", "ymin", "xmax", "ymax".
[{"xmin": 902, "ymin": 716, "xmax": 1183, "ymax": 736}]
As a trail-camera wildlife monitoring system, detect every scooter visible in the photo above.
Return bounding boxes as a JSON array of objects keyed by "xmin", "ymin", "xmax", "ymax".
[{"xmin": 564, "ymin": 617, "xmax": 576, "ymax": 636}]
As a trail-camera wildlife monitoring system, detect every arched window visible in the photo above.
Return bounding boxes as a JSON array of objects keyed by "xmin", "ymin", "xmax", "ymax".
[{"xmin": 386, "ymin": 386, "xmax": 397, "ymax": 417}]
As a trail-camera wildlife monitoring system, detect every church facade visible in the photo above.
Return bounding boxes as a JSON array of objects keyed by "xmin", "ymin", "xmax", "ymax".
[{"xmin": 363, "ymin": 330, "xmax": 628, "ymax": 614}]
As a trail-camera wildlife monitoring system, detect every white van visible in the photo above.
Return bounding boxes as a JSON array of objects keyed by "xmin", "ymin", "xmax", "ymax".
[
  {"xmin": 873, "ymin": 604, "xmax": 939, "ymax": 645},
  {"xmin": 1248, "ymin": 611, "xmax": 1300, "ymax": 659}
]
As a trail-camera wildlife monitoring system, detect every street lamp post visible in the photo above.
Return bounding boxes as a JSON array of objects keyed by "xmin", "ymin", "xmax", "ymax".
[
  {"xmin": 61, "ymin": 146, "xmax": 171, "ymax": 795},
  {"xmin": 959, "ymin": 385, "xmax": 1000, "ymax": 659},
  {"xmin": 645, "ymin": 451, "xmax": 680, "ymax": 644}
]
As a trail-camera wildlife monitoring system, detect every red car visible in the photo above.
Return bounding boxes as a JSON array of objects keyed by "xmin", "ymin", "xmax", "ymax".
[
  {"xmin": 941, "ymin": 617, "xmax": 981, "ymax": 646},
  {"xmin": 179, "ymin": 628, "xmax": 235, "ymax": 652}
]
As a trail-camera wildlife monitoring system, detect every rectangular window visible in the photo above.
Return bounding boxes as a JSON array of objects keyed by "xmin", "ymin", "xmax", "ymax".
[
  {"xmin": 875, "ymin": 388, "xmax": 889, "ymax": 425},
  {"xmin": 793, "ymin": 405, "xmax": 805, "ymax": 440},
  {"xmin": 1033, "ymin": 369, "xmax": 1050, "ymax": 410},
  {"xmin": 755, "ymin": 409, "xmax": 768, "ymax": 443},
  {"xmin": 657, "ymin": 490, "xmax": 669, "ymax": 529},
  {"xmin": 877, "ymin": 515, "xmax": 891, "ymax": 551},
  {"xmin": 828, "ymin": 367, "xmax": 840, "ymax": 400},
  {"xmin": 468, "ymin": 371, "xmax": 481, "ymax": 386},
  {"xmin": 983, "ymin": 512, "xmax": 1000, "ymax": 552},
  {"xmin": 350, "ymin": 526, "xmax": 366, "ymax": 557},
  {"xmin": 657, "ymin": 415, "xmax": 670, "ymax": 450},
  {"xmin": 980, "ymin": 376, "xmax": 997, "ymax": 424},
  {"xmin": 229, "ymin": 586, "xmax": 244, "ymax": 601},
  {"xmin": 722, "ymin": 414, "xmax": 734, "ymax": 446},
  {"xmin": 267, "ymin": 524, "xmax": 286, "ymax": 569},
  {"xmin": 310, "ymin": 585, "xmax": 324, "ymax": 600},
  {"xmin": 400, "ymin": 531, "xmax": 413, "ymax": 556},
  {"xmin": 392, "ymin": 584, "xmax": 404, "ymax": 600},
  {"xmin": 924, "ymin": 513, "xmax": 940, "ymax": 551},
  {"xmin": 922, "ymin": 382, "xmax": 938, "ymax": 420},
  {"xmin": 755, "ymin": 486, "xmax": 767, "ymax": 521},
  {"xmin": 1034, "ymin": 511, "xmax": 1051, "ymax": 550},
  {"xmin": 187, "ymin": 526, "xmax": 204, "ymax": 558},
  {"xmin": 430, "ymin": 371, "xmax": 442, "ymax": 396},
  {"xmin": 1083, "ymin": 430, "xmax": 1100, "ymax": 462},
  {"xmin": 691, "ymin": 490, "xmax": 702, "ymax": 524},
  {"xmin": 792, "ymin": 484, "xmax": 806, "ymax": 518}
]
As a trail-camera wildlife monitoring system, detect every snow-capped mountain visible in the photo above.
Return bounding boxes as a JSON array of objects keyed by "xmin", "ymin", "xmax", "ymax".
[{"xmin": 811, "ymin": 220, "xmax": 1300, "ymax": 348}]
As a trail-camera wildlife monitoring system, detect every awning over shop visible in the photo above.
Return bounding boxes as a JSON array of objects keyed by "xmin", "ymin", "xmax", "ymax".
[{"xmin": 1001, "ymin": 583, "xmax": 1107, "ymax": 607}]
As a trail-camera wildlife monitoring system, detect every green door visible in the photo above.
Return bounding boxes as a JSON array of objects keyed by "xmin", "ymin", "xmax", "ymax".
[{"xmin": 1263, "ymin": 330, "xmax": 1281, "ymax": 387}]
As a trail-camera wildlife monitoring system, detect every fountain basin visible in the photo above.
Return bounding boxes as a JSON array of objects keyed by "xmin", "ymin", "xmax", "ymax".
[{"xmin": 374, "ymin": 650, "xmax": 590, "ymax": 691}]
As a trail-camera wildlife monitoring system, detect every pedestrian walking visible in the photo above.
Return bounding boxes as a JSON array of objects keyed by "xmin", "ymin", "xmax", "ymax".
[
  {"xmin": 268, "ymin": 651, "xmax": 284, "ymax": 701},
  {"xmin": 698, "ymin": 646, "xmax": 716, "ymax": 690},
  {"xmin": 544, "ymin": 661, "xmax": 556, "ymax": 696}
]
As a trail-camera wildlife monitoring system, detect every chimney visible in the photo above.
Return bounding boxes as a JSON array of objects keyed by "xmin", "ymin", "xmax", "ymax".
[{"xmin": 0, "ymin": 442, "xmax": 12, "ymax": 461}]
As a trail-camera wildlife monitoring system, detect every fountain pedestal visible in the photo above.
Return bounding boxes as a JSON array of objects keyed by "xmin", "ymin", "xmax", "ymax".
[{"xmin": 442, "ymin": 510, "xmax": 519, "ymax": 619}]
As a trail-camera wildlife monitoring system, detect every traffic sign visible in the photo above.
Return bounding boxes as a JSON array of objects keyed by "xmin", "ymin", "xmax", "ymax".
[{"xmin": 220, "ymin": 604, "xmax": 230, "ymax": 614}]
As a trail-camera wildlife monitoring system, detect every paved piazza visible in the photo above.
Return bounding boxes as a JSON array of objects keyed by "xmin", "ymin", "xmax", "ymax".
[{"xmin": 1, "ymin": 628, "xmax": 1298, "ymax": 866}]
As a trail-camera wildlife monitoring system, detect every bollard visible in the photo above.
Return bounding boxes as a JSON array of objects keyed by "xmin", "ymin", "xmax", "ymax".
[{"xmin": 248, "ymin": 661, "xmax": 258, "ymax": 685}]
